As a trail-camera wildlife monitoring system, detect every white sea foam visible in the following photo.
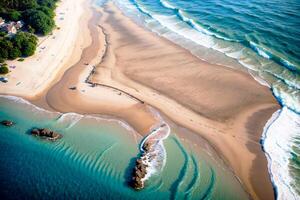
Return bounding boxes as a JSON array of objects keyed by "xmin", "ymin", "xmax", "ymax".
[
  {"xmin": 159, "ymin": 0, "xmax": 176, "ymax": 10},
  {"xmin": 248, "ymin": 69, "xmax": 270, "ymax": 87},
  {"xmin": 139, "ymin": 123, "xmax": 170, "ymax": 181},
  {"xmin": 262, "ymin": 107, "xmax": 300, "ymax": 200},
  {"xmin": 56, "ymin": 113, "xmax": 83, "ymax": 129},
  {"xmin": 250, "ymin": 41, "xmax": 271, "ymax": 59},
  {"xmin": 272, "ymin": 82, "xmax": 300, "ymax": 113},
  {"xmin": 0, "ymin": 95, "xmax": 139, "ymax": 136},
  {"xmin": 0, "ymin": 95, "xmax": 58, "ymax": 114}
]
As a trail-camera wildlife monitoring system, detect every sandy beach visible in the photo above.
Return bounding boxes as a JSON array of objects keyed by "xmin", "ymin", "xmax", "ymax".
[
  {"xmin": 0, "ymin": 0, "xmax": 86, "ymax": 98},
  {"xmin": 0, "ymin": 0, "xmax": 281, "ymax": 199}
]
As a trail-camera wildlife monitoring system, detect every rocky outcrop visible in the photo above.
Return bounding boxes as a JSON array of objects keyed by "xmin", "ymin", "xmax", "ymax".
[
  {"xmin": 130, "ymin": 140, "xmax": 153, "ymax": 190},
  {"xmin": 142, "ymin": 141, "xmax": 152, "ymax": 152},
  {"xmin": 30, "ymin": 128, "xmax": 62, "ymax": 141},
  {"xmin": 130, "ymin": 156, "xmax": 148, "ymax": 190},
  {"xmin": 129, "ymin": 123, "xmax": 170, "ymax": 190},
  {"xmin": 1, "ymin": 120, "xmax": 14, "ymax": 127}
]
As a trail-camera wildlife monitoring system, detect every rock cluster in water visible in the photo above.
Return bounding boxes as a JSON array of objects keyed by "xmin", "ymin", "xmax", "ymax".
[
  {"xmin": 1, "ymin": 120, "xmax": 14, "ymax": 127},
  {"xmin": 30, "ymin": 128, "xmax": 62, "ymax": 141},
  {"xmin": 130, "ymin": 141, "xmax": 154, "ymax": 190},
  {"xmin": 130, "ymin": 156, "xmax": 148, "ymax": 190},
  {"xmin": 130, "ymin": 123, "xmax": 169, "ymax": 190}
]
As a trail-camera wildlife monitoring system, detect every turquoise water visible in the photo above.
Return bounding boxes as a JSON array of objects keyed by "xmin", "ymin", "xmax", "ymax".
[{"xmin": 0, "ymin": 96, "xmax": 249, "ymax": 199}]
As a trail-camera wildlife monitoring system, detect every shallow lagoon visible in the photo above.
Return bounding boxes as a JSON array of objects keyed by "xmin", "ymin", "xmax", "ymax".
[{"xmin": 0, "ymin": 96, "xmax": 249, "ymax": 199}]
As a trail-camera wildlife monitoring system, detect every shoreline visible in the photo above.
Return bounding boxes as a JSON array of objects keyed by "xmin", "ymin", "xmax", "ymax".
[
  {"xmin": 0, "ymin": 0, "xmax": 281, "ymax": 199},
  {"xmin": 261, "ymin": 107, "xmax": 300, "ymax": 200}
]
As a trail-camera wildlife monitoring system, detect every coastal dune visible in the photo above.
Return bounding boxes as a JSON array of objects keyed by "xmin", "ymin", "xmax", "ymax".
[{"xmin": 0, "ymin": 0, "xmax": 281, "ymax": 199}]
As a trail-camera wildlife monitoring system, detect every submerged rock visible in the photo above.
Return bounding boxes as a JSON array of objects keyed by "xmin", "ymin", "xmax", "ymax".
[
  {"xmin": 1, "ymin": 120, "xmax": 14, "ymax": 127},
  {"xmin": 30, "ymin": 128, "xmax": 62, "ymax": 141}
]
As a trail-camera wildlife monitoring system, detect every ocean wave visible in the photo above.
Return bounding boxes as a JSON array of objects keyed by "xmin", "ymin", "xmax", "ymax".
[
  {"xmin": 262, "ymin": 107, "xmax": 300, "ymax": 200},
  {"xmin": 159, "ymin": 0, "xmax": 176, "ymax": 10},
  {"xmin": 249, "ymin": 41, "xmax": 299, "ymax": 73},
  {"xmin": 128, "ymin": 0, "xmax": 153, "ymax": 18},
  {"xmin": 249, "ymin": 41, "xmax": 271, "ymax": 59},
  {"xmin": 159, "ymin": 0, "xmax": 238, "ymax": 43},
  {"xmin": 271, "ymin": 82, "xmax": 300, "ymax": 114},
  {"xmin": 0, "ymin": 95, "xmax": 57, "ymax": 114},
  {"xmin": 177, "ymin": 10, "xmax": 214, "ymax": 36},
  {"xmin": 56, "ymin": 113, "xmax": 83, "ymax": 130}
]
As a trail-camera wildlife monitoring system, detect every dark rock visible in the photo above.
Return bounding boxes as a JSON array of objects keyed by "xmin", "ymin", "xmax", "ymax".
[
  {"xmin": 31, "ymin": 128, "xmax": 39, "ymax": 135},
  {"xmin": 69, "ymin": 86, "xmax": 77, "ymax": 90},
  {"xmin": 130, "ymin": 158, "xmax": 148, "ymax": 190},
  {"xmin": 30, "ymin": 128, "xmax": 62, "ymax": 141},
  {"xmin": 136, "ymin": 159, "xmax": 143, "ymax": 165},
  {"xmin": 1, "ymin": 120, "xmax": 14, "ymax": 127},
  {"xmin": 142, "ymin": 142, "xmax": 151, "ymax": 152}
]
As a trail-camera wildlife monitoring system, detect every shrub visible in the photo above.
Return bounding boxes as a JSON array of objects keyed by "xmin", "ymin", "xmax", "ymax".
[
  {"xmin": 0, "ymin": 39, "xmax": 13, "ymax": 59},
  {"xmin": 0, "ymin": 31, "xmax": 7, "ymax": 37},
  {"xmin": 0, "ymin": 66, "xmax": 9, "ymax": 74},
  {"xmin": 0, "ymin": 0, "xmax": 37, "ymax": 10},
  {"xmin": 25, "ymin": 10, "xmax": 55, "ymax": 35},
  {"xmin": 8, "ymin": 47, "xmax": 21, "ymax": 59},
  {"xmin": 38, "ymin": 6, "xmax": 55, "ymax": 18},
  {"xmin": 0, "ymin": 0, "xmax": 57, "ymax": 63},
  {"xmin": 8, "ymin": 10, "xmax": 21, "ymax": 21},
  {"xmin": 11, "ymin": 32, "xmax": 38, "ymax": 57},
  {"xmin": 27, "ymin": 25, "xmax": 35, "ymax": 33},
  {"xmin": 22, "ymin": 42, "xmax": 36, "ymax": 56}
]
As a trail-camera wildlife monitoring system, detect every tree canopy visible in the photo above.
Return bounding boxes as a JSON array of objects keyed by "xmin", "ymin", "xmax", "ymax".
[
  {"xmin": 0, "ymin": 0, "xmax": 37, "ymax": 11},
  {"xmin": 25, "ymin": 10, "xmax": 55, "ymax": 35},
  {"xmin": 0, "ymin": 0, "xmax": 58, "ymax": 63},
  {"xmin": 0, "ymin": 32, "xmax": 38, "ymax": 60},
  {"xmin": 0, "ymin": 0, "xmax": 58, "ymax": 35}
]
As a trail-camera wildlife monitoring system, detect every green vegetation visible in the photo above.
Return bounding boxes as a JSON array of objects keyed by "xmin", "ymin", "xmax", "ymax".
[
  {"xmin": 24, "ymin": 10, "xmax": 55, "ymax": 35},
  {"xmin": 0, "ymin": 66, "xmax": 9, "ymax": 74},
  {"xmin": 0, "ymin": 0, "xmax": 58, "ymax": 70},
  {"xmin": 0, "ymin": 0, "xmax": 58, "ymax": 35},
  {"xmin": 0, "ymin": 32, "xmax": 37, "ymax": 60}
]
